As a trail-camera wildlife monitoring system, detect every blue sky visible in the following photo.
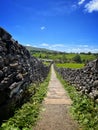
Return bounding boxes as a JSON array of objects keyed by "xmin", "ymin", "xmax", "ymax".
[{"xmin": 0, "ymin": 0, "xmax": 98, "ymax": 52}]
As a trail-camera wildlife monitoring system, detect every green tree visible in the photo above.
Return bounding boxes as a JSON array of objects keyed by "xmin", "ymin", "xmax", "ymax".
[
  {"xmin": 39, "ymin": 53, "xmax": 42, "ymax": 58},
  {"xmin": 62, "ymin": 54, "xmax": 67, "ymax": 63},
  {"xmin": 73, "ymin": 54, "xmax": 82, "ymax": 63}
]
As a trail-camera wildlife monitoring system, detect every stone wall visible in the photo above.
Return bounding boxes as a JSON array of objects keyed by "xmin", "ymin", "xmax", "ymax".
[
  {"xmin": 55, "ymin": 59, "xmax": 98, "ymax": 102},
  {"xmin": 0, "ymin": 27, "xmax": 50, "ymax": 123}
]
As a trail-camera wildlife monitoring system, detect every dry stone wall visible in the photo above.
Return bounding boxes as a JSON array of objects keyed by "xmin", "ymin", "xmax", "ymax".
[
  {"xmin": 55, "ymin": 60, "xmax": 98, "ymax": 102},
  {"xmin": 0, "ymin": 27, "xmax": 50, "ymax": 123}
]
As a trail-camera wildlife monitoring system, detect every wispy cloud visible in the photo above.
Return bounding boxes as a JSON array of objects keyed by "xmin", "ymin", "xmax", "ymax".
[
  {"xmin": 52, "ymin": 44, "xmax": 65, "ymax": 47},
  {"xmin": 85, "ymin": 0, "xmax": 98, "ymax": 13},
  {"xmin": 67, "ymin": 44, "xmax": 98, "ymax": 53},
  {"xmin": 78, "ymin": 44, "xmax": 89, "ymax": 48},
  {"xmin": 41, "ymin": 43, "xmax": 65, "ymax": 48},
  {"xmin": 41, "ymin": 43, "xmax": 49, "ymax": 47},
  {"xmin": 40, "ymin": 43, "xmax": 98, "ymax": 53},
  {"xmin": 25, "ymin": 43, "xmax": 98, "ymax": 53},
  {"xmin": 36, "ymin": 1, "xmax": 77, "ymax": 17},
  {"xmin": 26, "ymin": 44, "xmax": 32, "ymax": 46},
  {"xmin": 39, "ymin": 43, "xmax": 66, "ymax": 51},
  {"xmin": 78, "ymin": 0, "xmax": 85, "ymax": 5},
  {"xmin": 40, "ymin": 26, "xmax": 46, "ymax": 30}
]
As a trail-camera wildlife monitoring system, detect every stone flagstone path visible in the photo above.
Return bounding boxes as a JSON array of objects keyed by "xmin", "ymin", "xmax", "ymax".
[{"xmin": 33, "ymin": 65, "xmax": 79, "ymax": 130}]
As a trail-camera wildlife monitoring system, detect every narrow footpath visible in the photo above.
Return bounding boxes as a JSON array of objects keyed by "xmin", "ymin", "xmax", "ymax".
[{"xmin": 33, "ymin": 65, "xmax": 79, "ymax": 130}]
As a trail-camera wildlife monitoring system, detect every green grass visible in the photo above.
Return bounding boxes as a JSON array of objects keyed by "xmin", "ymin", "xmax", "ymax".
[
  {"xmin": 0, "ymin": 71, "xmax": 51, "ymax": 130},
  {"xmin": 56, "ymin": 63, "xmax": 84, "ymax": 69},
  {"xmin": 66, "ymin": 53, "xmax": 95, "ymax": 61},
  {"xmin": 32, "ymin": 52, "xmax": 96, "ymax": 63},
  {"xmin": 43, "ymin": 61, "xmax": 51, "ymax": 66},
  {"xmin": 56, "ymin": 71, "xmax": 98, "ymax": 130},
  {"xmin": 80, "ymin": 54, "xmax": 96, "ymax": 61}
]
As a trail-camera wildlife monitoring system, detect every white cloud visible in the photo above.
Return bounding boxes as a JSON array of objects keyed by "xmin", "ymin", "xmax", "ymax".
[
  {"xmin": 41, "ymin": 43, "xmax": 49, "ymax": 47},
  {"xmin": 58, "ymin": 44, "xmax": 98, "ymax": 53},
  {"xmin": 26, "ymin": 44, "xmax": 31, "ymax": 46},
  {"xmin": 70, "ymin": 44, "xmax": 98, "ymax": 53},
  {"xmin": 40, "ymin": 26, "xmax": 46, "ymax": 30},
  {"xmin": 33, "ymin": 45, "xmax": 37, "ymax": 47},
  {"xmin": 85, "ymin": 0, "xmax": 98, "ymax": 13},
  {"xmin": 78, "ymin": 44, "xmax": 89, "ymax": 47},
  {"xmin": 49, "ymin": 44, "xmax": 66, "ymax": 51},
  {"xmin": 52, "ymin": 44, "xmax": 65, "ymax": 47},
  {"xmin": 78, "ymin": 0, "xmax": 85, "ymax": 5},
  {"xmin": 39, "ymin": 43, "xmax": 66, "ymax": 51},
  {"xmin": 28, "ymin": 43, "xmax": 98, "ymax": 53}
]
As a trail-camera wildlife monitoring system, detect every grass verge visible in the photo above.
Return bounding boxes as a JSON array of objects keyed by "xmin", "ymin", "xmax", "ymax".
[
  {"xmin": 43, "ymin": 61, "xmax": 51, "ymax": 66},
  {"xmin": 56, "ymin": 71, "xmax": 98, "ymax": 130},
  {"xmin": 56, "ymin": 63, "xmax": 84, "ymax": 69},
  {"xmin": 0, "ymin": 71, "xmax": 51, "ymax": 130}
]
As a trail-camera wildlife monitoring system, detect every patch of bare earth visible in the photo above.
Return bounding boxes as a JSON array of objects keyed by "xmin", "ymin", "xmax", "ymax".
[{"xmin": 33, "ymin": 65, "xmax": 80, "ymax": 130}]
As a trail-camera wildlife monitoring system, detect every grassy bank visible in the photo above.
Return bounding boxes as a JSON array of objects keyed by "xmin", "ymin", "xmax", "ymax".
[
  {"xmin": 56, "ymin": 71, "xmax": 98, "ymax": 130},
  {"xmin": 56, "ymin": 63, "xmax": 84, "ymax": 69},
  {"xmin": 0, "ymin": 71, "xmax": 51, "ymax": 130}
]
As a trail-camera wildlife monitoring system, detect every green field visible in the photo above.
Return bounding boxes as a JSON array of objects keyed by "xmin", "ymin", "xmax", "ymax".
[
  {"xmin": 56, "ymin": 63, "xmax": 85, "ymax": 69},
  {"xmin": 43, "ymin": 61, "xmax": 51, "ymax": 66},
  {"xmin": 66, "ymin": 53, "xmax": 95, "ymax": 61},
  {"xmin": 32, "ymin": 52, "xmax": 96, "ymax": 63},
  {"xmin": 26, "ymin": 46, "xmax": 97, "ymax": 63}
]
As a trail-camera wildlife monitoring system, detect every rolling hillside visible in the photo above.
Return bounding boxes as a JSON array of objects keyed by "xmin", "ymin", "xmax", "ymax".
[{"xmin": 25, "ymin": 46, "xmax": 58, "ymax": 53}]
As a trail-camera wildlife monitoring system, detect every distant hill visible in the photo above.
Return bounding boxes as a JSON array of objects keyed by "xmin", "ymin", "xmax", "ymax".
[{"xmin": 25, "ymin": 46, "xmax": 60, "ymax": 53}]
